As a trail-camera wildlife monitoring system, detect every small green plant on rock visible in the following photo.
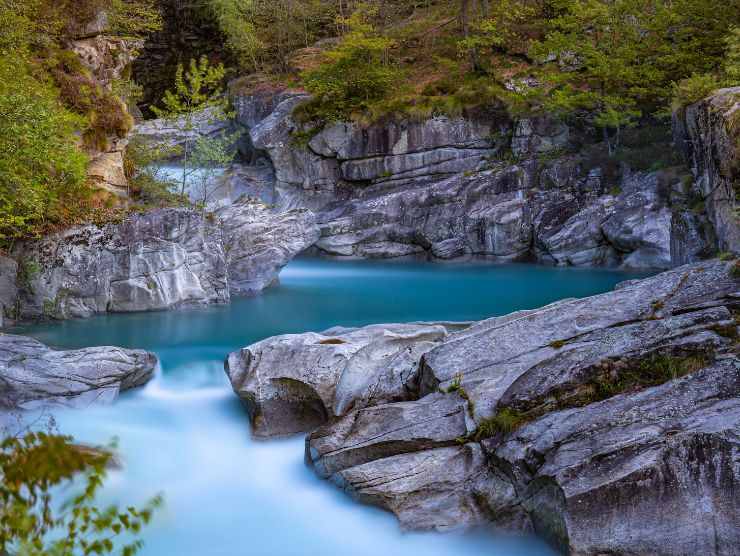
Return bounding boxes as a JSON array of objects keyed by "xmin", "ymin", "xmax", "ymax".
[{"xmin": 473, "ymin": 408, "xmax": 529, "ymax": 441}]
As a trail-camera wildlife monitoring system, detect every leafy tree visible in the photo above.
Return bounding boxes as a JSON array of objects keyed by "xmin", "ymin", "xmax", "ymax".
[
  {"xmin": 298, "ymin": 7, "xmax": 400, "ymax": 124},
  {"xmin": 528, "ymin": 0, "xmax": 740, "ymax": 153},
  {"xmin": 151, "ymin": 56, "xmax": 236, "ymax": 201},
  {"xmin": 0, "ymin": 431, "xmax": 161, "ymax": 555}
]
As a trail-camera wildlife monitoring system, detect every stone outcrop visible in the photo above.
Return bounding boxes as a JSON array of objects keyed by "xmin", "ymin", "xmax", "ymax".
[
  {"xmin": 0, "ymin": 256, "xmax": 17, "ymax": 328},
  {"xmin": 218, "ymin": 199, "xmax": 319, "ymax": 295},
  {"xmin": 11, "ymin": 202, "xmax": 317, "ymax": 321},
  {"xmin": 15, "ymin": 209, "xmax": 229, "ymax": 320},
  {"xmin": 133, "ymin": 108, "xmax": 234, "ymax": 152},
  {"xmin": 675, "ymin": 86, "xmax": 740, "ymax": 254},
  {"xmin": 0, "ymin": 334, "xmax": 157, "ymax": 410},
  {"xmin": 230, "ymin": 88, "xmax": 714, "ymax": 269},
  {"xmin": 492, "ymin": 359, "xmax": 740, "ymax": 556},
  {"xmin": 225, "ymin": 322, "xmax": 467, "ymax": 438},
  {"xmin": 226, "ymin": 259, "xmax": 740, "ymax": 554}
]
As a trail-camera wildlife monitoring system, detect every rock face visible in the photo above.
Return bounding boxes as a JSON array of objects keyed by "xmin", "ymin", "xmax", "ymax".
[
  {"xmin": 15, "ymin": 209, "xmax": 229, "ymax": 320},
  {"xmin": 227, "ymin": 259, "xmax": 740, "ymax": 554},
  {"xmin": 12, "ymin": 203, "xmax": 318, "ymax": 321},
  {"xmin": 0, "ymin": 334, "xmax": 157, "ymax": 410},
  {"xmin": 225, "ymin": 322, "xmax": 466, "ymax": 438},
  {"xmin": 218, "ymin": 199, "xmax": 319, "ymax": 294},
  {"xmin": 493, "ymin": 359, "xmax": 740, "ymax": 556},
  {"xmin": 0, "ymin": 257, "xmax": 17, "ymax": 328},
  {"xmin": 231, "ymin": 89, "xmax": 715, "ymax": 269},
  {"xmin": 675, "ymin": 87, "xmax": 740, "ymax": 254}
]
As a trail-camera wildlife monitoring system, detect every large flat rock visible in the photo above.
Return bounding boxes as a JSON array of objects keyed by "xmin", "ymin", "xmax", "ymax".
[{"xmin": 0, "ymin": 334, "xmax": 157, "ymax": 410}]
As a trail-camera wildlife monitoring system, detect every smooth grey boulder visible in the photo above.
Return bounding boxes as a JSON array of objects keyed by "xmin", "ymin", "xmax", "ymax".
[
  {"xmin": 218, "ymin": 199, "xmax": 319, "ymax": 294},
  {"xmin": 493, "ymin": 359, "xmax": 740, "ymax": 556},
  {"xmin": 675, "ymin": 87, "xmax": 740, "ymax": 254},
  {"xmin": 293, "ymin": 259, "xmax": 739, "ymax": 549},
  {"xmin": 15, "ymin": 209, "xmax": 229, "ymax": 320},
  {"xmin": 225, "ymin": 323, "xmax": 463, "ymax": 438},
  {"xmin": 0, "ymin": 334, "xmax": 157, "ymax": 410},
  {"xmin": 420, "ymin": 259, "xmax": 739, "ymax": 421}
]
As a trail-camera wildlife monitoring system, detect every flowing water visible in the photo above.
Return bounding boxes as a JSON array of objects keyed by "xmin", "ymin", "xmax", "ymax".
[{"xmin": 15, "ymin": 259, "xmax": 651, "ymax": 556}]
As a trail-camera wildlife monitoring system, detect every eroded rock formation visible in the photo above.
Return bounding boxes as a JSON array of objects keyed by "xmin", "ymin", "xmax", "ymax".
[
  {"xmin": 11, "ymin": 201, "xmax": 318, "ymax": 321},
  {"xmin": 675, "ymin": 86, "xmax": 740, "ymax": 254},
  {"xmin": 226, "ymin": 259, "xmax": 740, "ymax": 554},
  {"xmin": 229, "ymin": 89, "xmax": 717, "ymax": 269}
]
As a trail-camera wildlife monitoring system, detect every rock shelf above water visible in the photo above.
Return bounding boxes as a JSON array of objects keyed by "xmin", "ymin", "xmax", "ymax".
[{"xmin": 225, "ymin": 259, "xmax": 740, "ymax": 555}]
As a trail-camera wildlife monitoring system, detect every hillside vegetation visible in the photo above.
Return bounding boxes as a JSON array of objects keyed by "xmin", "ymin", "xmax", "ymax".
[
  {"xmin": 0, "ymin": 0, "xmax": 160, "ymax": 247},
  {"xmin": 210, "ymin": 0, "xmax": 740, "ymax": 135}
]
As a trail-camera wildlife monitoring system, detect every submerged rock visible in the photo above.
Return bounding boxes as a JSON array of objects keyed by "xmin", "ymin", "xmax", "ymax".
[
  {"xmin": 0, "ymin": 334, "xmax": 157, "ymax": 410},
  {"xmin": 229, "ymin": 259, "xmax": 740, "ymax": 553}
]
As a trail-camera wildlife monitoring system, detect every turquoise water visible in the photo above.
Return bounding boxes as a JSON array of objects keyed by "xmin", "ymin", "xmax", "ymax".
[{"xmin": 16, "ymin": 259, "xmax": 650, "ymax": 556}]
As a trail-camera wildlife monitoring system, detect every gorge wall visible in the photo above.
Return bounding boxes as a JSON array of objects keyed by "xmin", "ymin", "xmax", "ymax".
[{"xmin": 227, "ymin": 87, "xmax": 733, "ymax": 268}]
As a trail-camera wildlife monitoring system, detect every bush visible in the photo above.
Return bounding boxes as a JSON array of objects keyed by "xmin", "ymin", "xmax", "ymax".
[
  {"xmin": 1, "ymin": 431, "xmax": 161, "ymax": 555},
  {"xmin": 297, "ymin": 9, "xmax": 401, "ymax": 125},
  {"xmin": 0, "ymin": 52, "xmax": 89, "ymax": 245},
  {"xmin": 672, "ymin": 73, "xmax": 722, "ymax": 109}
]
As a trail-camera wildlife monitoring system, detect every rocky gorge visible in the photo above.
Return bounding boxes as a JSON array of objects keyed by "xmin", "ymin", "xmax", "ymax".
[
  {"xmin": 226, "ymin": 258, "xmax": 740, "ymax": 555},
  {"xmin": 221, "ymin": 86, "xmax": 740, "ymax": 267}
]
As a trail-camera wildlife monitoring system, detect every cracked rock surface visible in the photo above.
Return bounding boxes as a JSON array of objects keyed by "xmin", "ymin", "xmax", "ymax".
[
  {"xmin": 227, "ymin": 259, "xmax": 740, "ymax": 554},
  {"xmin": 12, "ymin": 203, "xmax": 318, "ymax": 321},
  {"xmin": 0, "ymin": 333, "xmax": 157, "ymax": 410}
]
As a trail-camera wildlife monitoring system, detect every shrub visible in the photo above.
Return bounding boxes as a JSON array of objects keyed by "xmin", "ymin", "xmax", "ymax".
[
  {"xmin": 672, "ymin": 73, "xmax": 722, "ymax": 110},
  {"xmin": 297, "ymin": 9, "xmax": 401, "ymax": 125},
  {"xmin": 0, "ymin": 52, "xmax": 88, "ymax": 245},
  {"xmin": 0, "ymin": 431, "xmax": 161, "ymax": 555}
]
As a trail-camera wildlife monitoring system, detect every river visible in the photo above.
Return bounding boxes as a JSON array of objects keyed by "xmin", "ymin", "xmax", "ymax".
[{"xmin": 15, "ymin": 258, "xmax": 650, "ymax": 556}]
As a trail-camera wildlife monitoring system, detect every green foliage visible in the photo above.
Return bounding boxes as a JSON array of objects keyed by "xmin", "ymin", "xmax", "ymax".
[
  {"xmin": 672, "ymin": 73, "xmax": 723, "ymax": 110},
  {"xmin": 205, "ymin": 0, "xmax": 343, "ymax": 73},
  {"xmin": 124, "ymin": 138, "xmax": 184, "ymax": 207},
  {"xmin": 473, "ymin": 408, "xmax": 529, "ymax": 440},
  {"xmin": 725, "ymin": 26, "xmax": 740, "ymax": 84},
  {"xmin": 0, "ymin": 431, "xmax": 161, "ymax": 555},
  {"xmin": 151, "ymin": 57, "xmax": 236, "ymax": 201},
  {"xmin": 152, "ymin": 56, "xmax": 228, "ymax": 121},
  {"xmin": 297, "ymin": 8, "xmax": 401, "ymax": 124},
  {"xmin": 109, "ymin": 0, "xmax": 163, "ymax": 38},
  {"xmin": 520, "ymin": 0, "xmax": 740, "ymax": 151}
]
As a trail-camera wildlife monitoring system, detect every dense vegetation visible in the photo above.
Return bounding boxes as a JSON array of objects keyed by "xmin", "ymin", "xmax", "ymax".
[
  {"xmin": 1, "ymin": 0, "xmax": 739, "ymax": 246},
  {"xmin": 210, "ymin": 0, "xmax": 740, "ymax": 134},
  {"xmin": 0, "ymin": 0, "xmax": 160, "ymax": 247}
]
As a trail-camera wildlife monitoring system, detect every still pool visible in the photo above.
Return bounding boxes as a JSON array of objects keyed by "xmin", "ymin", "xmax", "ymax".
[{"xmin": 15, "ymin": 258, "xmax": 651, "ymax": 556}]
